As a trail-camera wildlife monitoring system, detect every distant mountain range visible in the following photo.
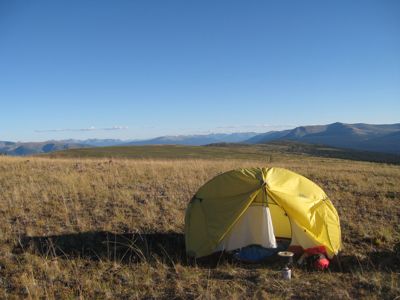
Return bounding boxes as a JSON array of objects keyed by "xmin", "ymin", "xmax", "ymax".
[
  {"xmin": 1, "ymin": 122, "xmax": 399, "ymax": 156},
  {"xmin": 244, "ymin": 122, "xmax": 400, "ymax": 154},
  {"xmin": 124, "ymin": 132, "xmax": 258, "ymax": 146},
  {"xmin": 0, "ymin": 141, "xmax": 90, "ymax": 156},
  {"xmin": 61, "ymin": 139, "xmax": 129, "ymax": 147},
  {"xmin": 0, "ymin": 133, "xmax": 258, "ymax": 156}
]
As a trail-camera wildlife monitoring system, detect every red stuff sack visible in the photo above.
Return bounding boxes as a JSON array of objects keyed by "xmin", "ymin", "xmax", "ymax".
[
  {"xmin": 314, "ymin": 256, "xmax": 330, "ymax": 270},
  {"xmin": 304, "ymin": 246, "xmax": 327, "ymax": 256}
]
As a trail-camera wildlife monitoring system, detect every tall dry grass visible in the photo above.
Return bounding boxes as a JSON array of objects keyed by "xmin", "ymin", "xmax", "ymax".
[{"xmin": 0, "ymin": 155, "xmax": 399, "ymax": 299}]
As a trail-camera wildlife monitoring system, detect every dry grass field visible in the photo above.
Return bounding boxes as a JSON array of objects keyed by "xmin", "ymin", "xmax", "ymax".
[{"xmin": 0, "ymin": 150, "xmax": 399, "ymax": 299}]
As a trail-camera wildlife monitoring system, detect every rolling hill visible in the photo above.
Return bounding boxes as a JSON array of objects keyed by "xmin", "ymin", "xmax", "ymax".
[
  {"xmin": 45, "ymin": 142, "xmax": 400, "ymax": 164},
  {"xmin": 245, "ymin": 122, "xmax": 400, "ymax": 154},
  {"xmin": 3, "ymin": 122, "xmax": 400, "ymax": 156}
]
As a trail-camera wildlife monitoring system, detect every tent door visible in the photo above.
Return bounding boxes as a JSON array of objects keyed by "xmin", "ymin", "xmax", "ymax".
[{"xmin": 215, "ymin": 205, "xmax": 277, "ymax": 252}]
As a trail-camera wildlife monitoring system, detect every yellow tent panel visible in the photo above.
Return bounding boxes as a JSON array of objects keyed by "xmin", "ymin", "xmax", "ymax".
[{"xmin": 185, "ymin": 167, "xmax": 341, "ymax": 258}]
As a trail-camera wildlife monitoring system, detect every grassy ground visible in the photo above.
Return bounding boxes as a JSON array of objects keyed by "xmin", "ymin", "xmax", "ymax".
[{"xmin": 0, "ymin": 151, "xmax": 399, "ymax": 299}]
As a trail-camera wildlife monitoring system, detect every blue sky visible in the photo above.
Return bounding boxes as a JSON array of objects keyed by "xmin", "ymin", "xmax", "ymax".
[{"xmin": 1, "ymin": 0, "xmax": 399, "ymax": 142}]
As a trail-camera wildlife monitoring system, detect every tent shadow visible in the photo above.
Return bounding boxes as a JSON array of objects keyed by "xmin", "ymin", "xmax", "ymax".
[
  {"xmin": 17, "ymin": 231, "xmax": 189, "ymax": 266},
  {"xmin": 19, "ymin": 231, "xmax": 397, "ymax": 273},
  {"xmin": 16, "ymin": 231, "xmax": 281, "ymax": 269},
  {"xmin": 16, "ymin": 231, "xmax": 239, "ymax": 268}
]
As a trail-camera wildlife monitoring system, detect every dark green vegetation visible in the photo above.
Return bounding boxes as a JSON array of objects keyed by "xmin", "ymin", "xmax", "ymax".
[
  {"xmin": 45, "ymin": 142, "xmax": 400, "ymax": 164},
  {"xmin": 46, "ymin": 144, "xmax": 281, "ymax": 160}
]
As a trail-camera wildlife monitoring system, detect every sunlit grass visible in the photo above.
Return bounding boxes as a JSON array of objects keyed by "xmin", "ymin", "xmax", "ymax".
[{"xmin": 0, "ymin": 155, "xmax": 399, "ymax": 299}]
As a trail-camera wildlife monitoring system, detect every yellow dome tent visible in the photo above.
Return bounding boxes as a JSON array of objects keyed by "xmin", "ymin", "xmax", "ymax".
[{"xmin": 185, "ymin": 167, "xmax": 341, "ymax": 259}]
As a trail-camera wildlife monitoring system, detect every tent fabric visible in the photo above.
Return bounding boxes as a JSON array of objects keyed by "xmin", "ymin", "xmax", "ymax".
[
  {"xmin": 215, "ymin": 206, "xmax": 277, "ymax": 252},
  {"xmin": 185, "ymin": 167, "xmax": 341, "ymax": 258}
]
